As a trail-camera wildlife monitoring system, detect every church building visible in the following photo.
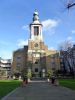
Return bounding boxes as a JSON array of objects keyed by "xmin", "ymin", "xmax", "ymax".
[{"xmin": 12, "ymin": 10, "xmax": 60, "ymax": 78}]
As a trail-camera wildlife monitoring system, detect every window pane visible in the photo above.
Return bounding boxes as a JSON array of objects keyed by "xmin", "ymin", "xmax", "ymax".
[{"xmin": 35, "ymin": 68, "xmax": 38, "ymax": 72}]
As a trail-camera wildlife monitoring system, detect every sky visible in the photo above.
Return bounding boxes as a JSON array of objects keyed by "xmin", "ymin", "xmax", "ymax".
[{"xmin": 0, "ymin": 0, "xmax": 75, "ymax": 59}]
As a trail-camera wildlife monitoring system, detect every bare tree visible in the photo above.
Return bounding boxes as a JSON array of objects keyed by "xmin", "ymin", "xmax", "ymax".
[
  {"xmin": 60, "ymin": 0, "xmax": 75, "ymax": 12},
  {"xmin": 59, "ymin": 40, "xmax": 75, "ymax": 77},
  {"xmin": 66, "ymin": 0, "xmax": 75, "ymax": 9},
  {"xmin": 59, "ymin": 40, "xmax": 73, "ymax": 51}
]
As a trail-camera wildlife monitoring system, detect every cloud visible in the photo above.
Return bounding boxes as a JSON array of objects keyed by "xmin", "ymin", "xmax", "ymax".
[
  {"xmin": 72, "ymin": 30, "xmax": 75, "ymax": 34},
  {"xmin": 42, "ymin": 19, "xmax": 59, "ymax": 32},
  {"xmin": 22, "ymin": 25, "xmax": 29, "ymax": 31},
  {"xmin": 67, "ymin": 36, "xmax": 73, "ymax": 41},
  {"xmin": 21, "ymin": 19, "xmax": 59, "ymax": 36},
  {"xmin": 41, "ymin": 19, "xmax": 59, "ymax": 36},
  {"xmin": 17, "ymin": 39, "xmax": 28, "ymax": 47},
  {"xmin": 42, "ymin": 19, "xmax": 58, "ymax": 28},
  {"xmin": 21, "ymin": 19, "xmax": 59, "ymax": 35}
]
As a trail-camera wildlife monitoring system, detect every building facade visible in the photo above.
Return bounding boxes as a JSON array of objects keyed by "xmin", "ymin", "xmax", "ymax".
[
  {"xmin": 12, "ymin": 10, "xmax": 60, "ymax": 77},
  {"xmin": 0, "ymin": 57, "xmax": 11, "ymax": 79}
]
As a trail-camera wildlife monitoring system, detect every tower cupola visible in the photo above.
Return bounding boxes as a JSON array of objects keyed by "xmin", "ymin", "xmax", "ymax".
[{"xmin": 33, "ymin": 10, "xmax": 39, "ymax": 21}]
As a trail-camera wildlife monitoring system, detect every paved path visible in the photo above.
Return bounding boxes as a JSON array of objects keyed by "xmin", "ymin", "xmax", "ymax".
[{"xmin": 2, "ymin": 81, "xmax": 75, "ymax": 100}]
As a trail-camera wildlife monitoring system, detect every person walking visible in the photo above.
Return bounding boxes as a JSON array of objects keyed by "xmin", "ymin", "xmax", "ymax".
[{"xmin": 51, "ymin": 75, "xmax": 55, "ymax": 84}]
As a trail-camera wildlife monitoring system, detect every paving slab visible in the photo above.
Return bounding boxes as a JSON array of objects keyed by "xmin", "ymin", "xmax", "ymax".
[{"xmin": 1, "ymin": 82, "xmax": 75, "ymax": 100}]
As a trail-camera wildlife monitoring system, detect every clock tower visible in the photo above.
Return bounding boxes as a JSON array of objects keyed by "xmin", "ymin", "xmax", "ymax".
[{"xmin": 28, "ymin": 10, "xmax": 47, "ymax": 77}]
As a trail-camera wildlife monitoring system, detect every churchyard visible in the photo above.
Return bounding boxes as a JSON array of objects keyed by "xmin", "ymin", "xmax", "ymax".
[{"xmin": 0, "ymin": 79, "xmax": 75, "ymax": 99}]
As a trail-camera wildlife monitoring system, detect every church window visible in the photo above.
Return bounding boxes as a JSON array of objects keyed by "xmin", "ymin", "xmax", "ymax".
[
  {"xmin": 35, "ymin": 68, "xmax": 38, "ymax": 72},
  {"xmin": 16, "ymin": 56, "xmax": 21, "ymax": 62},
  {"xmin": 34, "ymin": 26, "xmax": 39, "ymax": 35},
  {"xmin": 16, "ymin": 63, "xmax": 21, "ymax": 67},
  {"xmin": 35, "ymin": 61, "xmax": 38, "ymax": 64}
]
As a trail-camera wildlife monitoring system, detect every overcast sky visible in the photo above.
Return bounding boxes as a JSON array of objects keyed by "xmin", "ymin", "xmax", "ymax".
[{"xmin": 0, "ymin": 0, "xmax": 75, "ymax": 59}]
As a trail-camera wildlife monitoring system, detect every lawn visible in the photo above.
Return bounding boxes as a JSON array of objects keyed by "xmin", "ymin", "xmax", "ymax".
[
  {"xmin": 0, "ymin": 80, "xmax": 21, "ymax": 99},
  {"xmin": 59, "ymin": 79, "xmax": 75, "ymax": 90}
]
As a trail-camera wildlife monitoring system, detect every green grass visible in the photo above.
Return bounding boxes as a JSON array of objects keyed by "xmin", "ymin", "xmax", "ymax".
[
  {"xmin": 59, "ymin": 79, "xmax": 75, "ymax": 90},
  {"xmin": 0, "ymin": 80, "xmax": 21, "ymax": 99},
  {"xmin": 0, "ymin": 79, "xmax": 75, "ymax": 99}
]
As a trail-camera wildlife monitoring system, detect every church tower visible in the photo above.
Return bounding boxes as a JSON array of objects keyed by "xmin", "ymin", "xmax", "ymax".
[
  {"xmin": 29, "ymin": 10, "xmax": 43, "ymax": 41},
  {"xmin": 28, "ymin": 10, "xmax": 47, "ymax": 77}
]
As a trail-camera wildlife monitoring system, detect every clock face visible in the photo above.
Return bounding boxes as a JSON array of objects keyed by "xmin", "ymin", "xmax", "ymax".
[{"xmin": 34, "ymin": 43, "xmax": 38, "ymax": 47}]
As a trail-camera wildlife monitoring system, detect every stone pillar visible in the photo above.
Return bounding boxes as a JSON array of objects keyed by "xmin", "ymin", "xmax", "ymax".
[{"xmin": 42, "ymin": 69, "xmax": 45, "ymax": 78}]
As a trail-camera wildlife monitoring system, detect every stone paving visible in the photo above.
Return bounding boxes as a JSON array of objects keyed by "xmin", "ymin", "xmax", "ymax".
[{"xmin": 1, "ymin": 81, "xmax": 75, "ymax": 100}]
